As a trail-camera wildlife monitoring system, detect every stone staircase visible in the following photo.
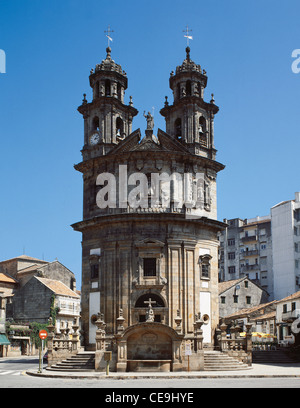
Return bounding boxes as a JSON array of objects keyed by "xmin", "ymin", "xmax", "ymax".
[
  {"xmin": 46, "ymin": 350, "xmax": 250, "ymax": 372},
  {"xmin": 204, "ymin": 351, "xmax": 250, "ymax": 371},
  {"xmin": 252, "ymin": 349, "xmax": 296, "ymax": 364},
  {"xmin": 46, "ymin": 352, "xmax": 95, "ymax": 372}
]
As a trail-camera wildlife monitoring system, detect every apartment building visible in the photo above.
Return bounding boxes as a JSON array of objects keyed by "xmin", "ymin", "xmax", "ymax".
[
  {"xmin": 219, "ymin": 192, "xmax": 300, "ymax": 303},
  {"xmin": 275, "ymin": 290, "xmax": 300, "ymax": 345},
  {"xmin": 271, "ymin": 192, "xmax": 300, "ymax": 300},
  {"xmin": 219, "ymin": 216, "xmax": 273, "ymax": 299}
]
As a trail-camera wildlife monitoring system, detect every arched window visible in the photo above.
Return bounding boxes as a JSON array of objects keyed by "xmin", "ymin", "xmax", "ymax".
[
  {"xmin": 94, "ymin": 81, "xmax": 100, "ymax": 99},
  {"xmin": 105, "ymin": 79, "xmax": 111, "ymax": 96},
  {"xmin": 177, "ymin": 83, "xmax": 181, "ymax": 100},
  {"xmin": 92, "ymin": 116, "xmax": 100, "ymax": 131},
  {"xmin": 175, "ymin": 118, "xmax": 182, "ymax": 139},
  {"xmin": 199, "ymin": 254, "xmax": 212, "ymax": 279},
  {"xmin": 199, "ymin": 116, "xmax": 207, "ymax": 147},
  {"xmin": 199, "ymin": 116, "xmax": 207, "ymax": 133},
  {"xmin": 116, "ymin": 117, "xmax": 124, "ymax": 136},
  {"xmin": 186, "ymin": 80, "xmax": 192, "ymax": 96},
  {"xmin": 117, "ymin": 83, "xmax": 122, "ymax": 100},
  {"xmin": 197, "ymin": 82, "xmax": 202, "ymax": 97}
]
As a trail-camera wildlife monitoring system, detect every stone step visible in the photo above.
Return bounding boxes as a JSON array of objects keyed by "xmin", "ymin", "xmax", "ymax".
[
  {"xmin": 64, "ymin": 357, "xmax": 94, "ymax": 363},
  {"xmin": 204, "ymin": 366, "xmax": 248, "ymax": 371},
  {"xmin": 47, "ymin": 352, "xmax": 96, "ymax": 372},
  {"xmin": 47, "ymin": 366, "xmax": 95, "ymax": 372},
  {"xmin": 203, "ymin": 351, "xmax": 249, "ymax": 371},
  {"xmin": 55, "ymin": 361, "xmax": 94, "ymax": 367},
  {"xmin": 69, "ymin": 352, "xmax": 95, "ymax": 358},
  {"xmin": 47, "ymin": 351, "xmax": 250, "ymax": 372}
]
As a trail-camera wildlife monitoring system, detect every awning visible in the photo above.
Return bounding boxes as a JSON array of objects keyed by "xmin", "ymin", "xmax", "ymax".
[{"xmin": 0, "ymin": 334, "xmax": 10, "ymax": 345}]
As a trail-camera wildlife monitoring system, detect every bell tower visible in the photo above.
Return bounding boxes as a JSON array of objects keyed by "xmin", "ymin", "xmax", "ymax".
[
  {"xmin": 160, "ymin": 46, "xmax": 219, "ymax": 160},
  {"xmin": 78, "ymin": 46, "xmax": 138, "ymax": 160}
]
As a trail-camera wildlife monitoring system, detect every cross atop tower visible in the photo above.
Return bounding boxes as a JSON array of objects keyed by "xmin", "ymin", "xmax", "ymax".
[
  {"xmin": 183, "ymin": 24, "xmax": 193, "ymax": 46},
  {"xmin": 104, "ymin": 25, "xmax": 114, "ymax": 47}
]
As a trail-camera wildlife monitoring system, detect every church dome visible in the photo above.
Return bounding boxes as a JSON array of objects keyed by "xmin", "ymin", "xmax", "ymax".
[
  {"xmin": 94, "ymin": 47, "xmax": 127, "ymax": 77},
  {"xmin": 174, "ymin": 46, "xmax": 203, "ymax": 75},
  {"xmin": 169, "ymin": 47, "xmax": 207, "ymax": 92}
]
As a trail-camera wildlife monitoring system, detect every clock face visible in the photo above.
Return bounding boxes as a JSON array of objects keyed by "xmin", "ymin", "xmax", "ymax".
[{"xmin": 90, "ymin": 132, "xmax": 100, "ymax": 146}]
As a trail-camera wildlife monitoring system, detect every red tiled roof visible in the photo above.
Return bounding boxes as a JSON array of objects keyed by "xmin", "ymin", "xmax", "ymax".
[
  {"xmin": 35, "ymin": 277, "xmax": 80, "ymax": 298},
  {"xmin": 0, "ymin": 273, "xmax": 18, "ymax": 284}
]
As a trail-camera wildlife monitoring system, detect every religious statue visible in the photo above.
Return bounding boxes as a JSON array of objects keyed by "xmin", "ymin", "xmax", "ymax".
[
  {"xmin": 143, "ymin": 111, "xmax": 154, "ymax": 130},
  {"xmin": 144, "ymin": 297, "xmax": 156, "ymax": 322},
  {"xmin": 146, "ymin": 304, "xmax": 155, "ymax": 322}
]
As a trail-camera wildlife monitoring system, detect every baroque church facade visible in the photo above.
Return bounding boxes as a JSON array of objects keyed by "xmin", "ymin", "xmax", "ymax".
[{"xmin": 72, "ymin": 45, "xmax": 226, "ymax": 371}]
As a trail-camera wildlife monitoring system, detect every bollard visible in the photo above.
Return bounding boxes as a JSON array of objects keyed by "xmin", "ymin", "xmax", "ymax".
[{"xmin": 104, "ymin": 351, "xmax": 112, "ymax": 375}]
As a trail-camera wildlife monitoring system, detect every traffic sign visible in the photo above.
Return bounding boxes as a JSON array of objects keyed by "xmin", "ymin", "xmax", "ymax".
[
  {"xmin": 185, "ymin": 342, "xmax": 192, "ymax": 356},
  {"xmin": 39, "ymin": 330, "xmax": 48, "ymax": 340}
]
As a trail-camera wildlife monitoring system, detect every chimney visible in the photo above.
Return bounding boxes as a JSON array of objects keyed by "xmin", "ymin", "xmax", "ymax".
[{"xmin": 295, "ymin": 192, "xmax": 300, "ymax": 203}]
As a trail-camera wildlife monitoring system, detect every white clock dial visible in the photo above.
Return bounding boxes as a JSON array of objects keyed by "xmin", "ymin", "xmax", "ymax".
[{"xmin": 90, "ymin": 133, "xmax": 100, "ymax": 146}]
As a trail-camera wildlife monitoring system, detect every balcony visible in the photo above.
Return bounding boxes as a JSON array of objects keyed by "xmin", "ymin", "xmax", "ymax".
[
  {"xmin": 241, "ymin": 235, "xmax": 258, "ymax": 243},
  {"xmin": 282, "ymin": 310, "xmax": 300, "ymax": 322},
  {"xmin": 242, "ymin": 249, "xmax": 259, "ymax": 258},
  {"xmin": 134, "ymin": 275, "xmax": 167, "ymax": 290},
  {"xmin": 241, "ymin": 264, "xmax": 260, "ymax": 273}
]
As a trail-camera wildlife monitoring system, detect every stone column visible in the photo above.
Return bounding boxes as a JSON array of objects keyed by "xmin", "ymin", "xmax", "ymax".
[
  {"xmin": 116, "ymin": 338, "xmax": 127, "ymax": 372},
  {"xmin": 172, "ymin": 340, "xmax": 182, "ymax": 372},
  {"xmin": 193, "ymin": 313, "xmax": 205, "ymax": 371},
  {"xmin": 230, "ymin": 321, "xmax": 237, "ymax": 350},
  {"xmin": 95, "ymin": 314, "xmax": 106, "ymax": 351},
  {"xmin": 220, "ymin": 320, "xmax": 228, "ymax": 352},
  {"xmin": 99, "ymin": 81, "xmax": 105, "ymax": 97},
  {"xmin": 245, "ymin": 320, "xmax": 253, "ymax": 366},
  {"xmin": 116, "ymin": 309, "xmax": 125, "ymax": 334},
  {"xmin": 95, "ymin": 313, "xmax": 107, "ymax": 371},
  {"xmin": 194, "ymin": 313, "xmax": 204, "ymax": 352},
  {"xmin": 72, "ymin": 317, "xmax": 80, "ymax": 352},
  {"xmin": 112, "ymin": 80, "xmax": 118, "ymax": 98},
  {"xmin": 47, "ymin": 318, "xmax": 55, "ymax": 366}
]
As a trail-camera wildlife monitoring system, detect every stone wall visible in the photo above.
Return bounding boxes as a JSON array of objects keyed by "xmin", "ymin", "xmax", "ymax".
[
  {"xmin": 219, "ymin": 278, "xmax": 268, "ymax": 319},
  {"xmin": 13, "ymin": 277, "xmax": 52, "ymax": 323},
  {"xmin": 79, "ymin": 216, "xmax": 222, "ymax": 350},
  {"xmin": 37, "ymin": 261, "xmax": 76, "ymax": 291}
]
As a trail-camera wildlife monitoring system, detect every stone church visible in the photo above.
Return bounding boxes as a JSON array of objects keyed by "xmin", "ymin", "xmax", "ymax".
[{"xmin": 72, "ymin": 44, "xmax": 227, "ymax": 371}]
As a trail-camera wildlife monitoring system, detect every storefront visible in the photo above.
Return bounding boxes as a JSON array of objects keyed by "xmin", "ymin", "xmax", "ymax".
[{"xmin": 0, "ymin": 334, "xmax": 10, "ymax": 357}]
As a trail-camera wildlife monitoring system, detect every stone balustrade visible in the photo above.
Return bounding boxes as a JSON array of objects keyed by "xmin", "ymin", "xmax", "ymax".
[
  {"xmin": 219, "ymin": 320, "xmax": 253, "ymax": 366},
  {"xmin": 46, "ymin": 317, "xmax": 81, "ymax": 366}
]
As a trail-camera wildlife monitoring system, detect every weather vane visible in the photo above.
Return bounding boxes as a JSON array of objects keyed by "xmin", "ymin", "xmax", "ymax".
[
  {"xmin": 183, "ymin": 24, "xmax": 193, "ymax": 46},
  {"xmin": 104, "ymin": 25, "xmax": 114, "ymax": 47}
]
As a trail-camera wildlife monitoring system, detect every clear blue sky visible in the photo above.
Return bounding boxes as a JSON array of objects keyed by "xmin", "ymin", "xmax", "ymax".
[{"xmin": 0, "ymin": 0, "xmax": 299, "ymax": 287}]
